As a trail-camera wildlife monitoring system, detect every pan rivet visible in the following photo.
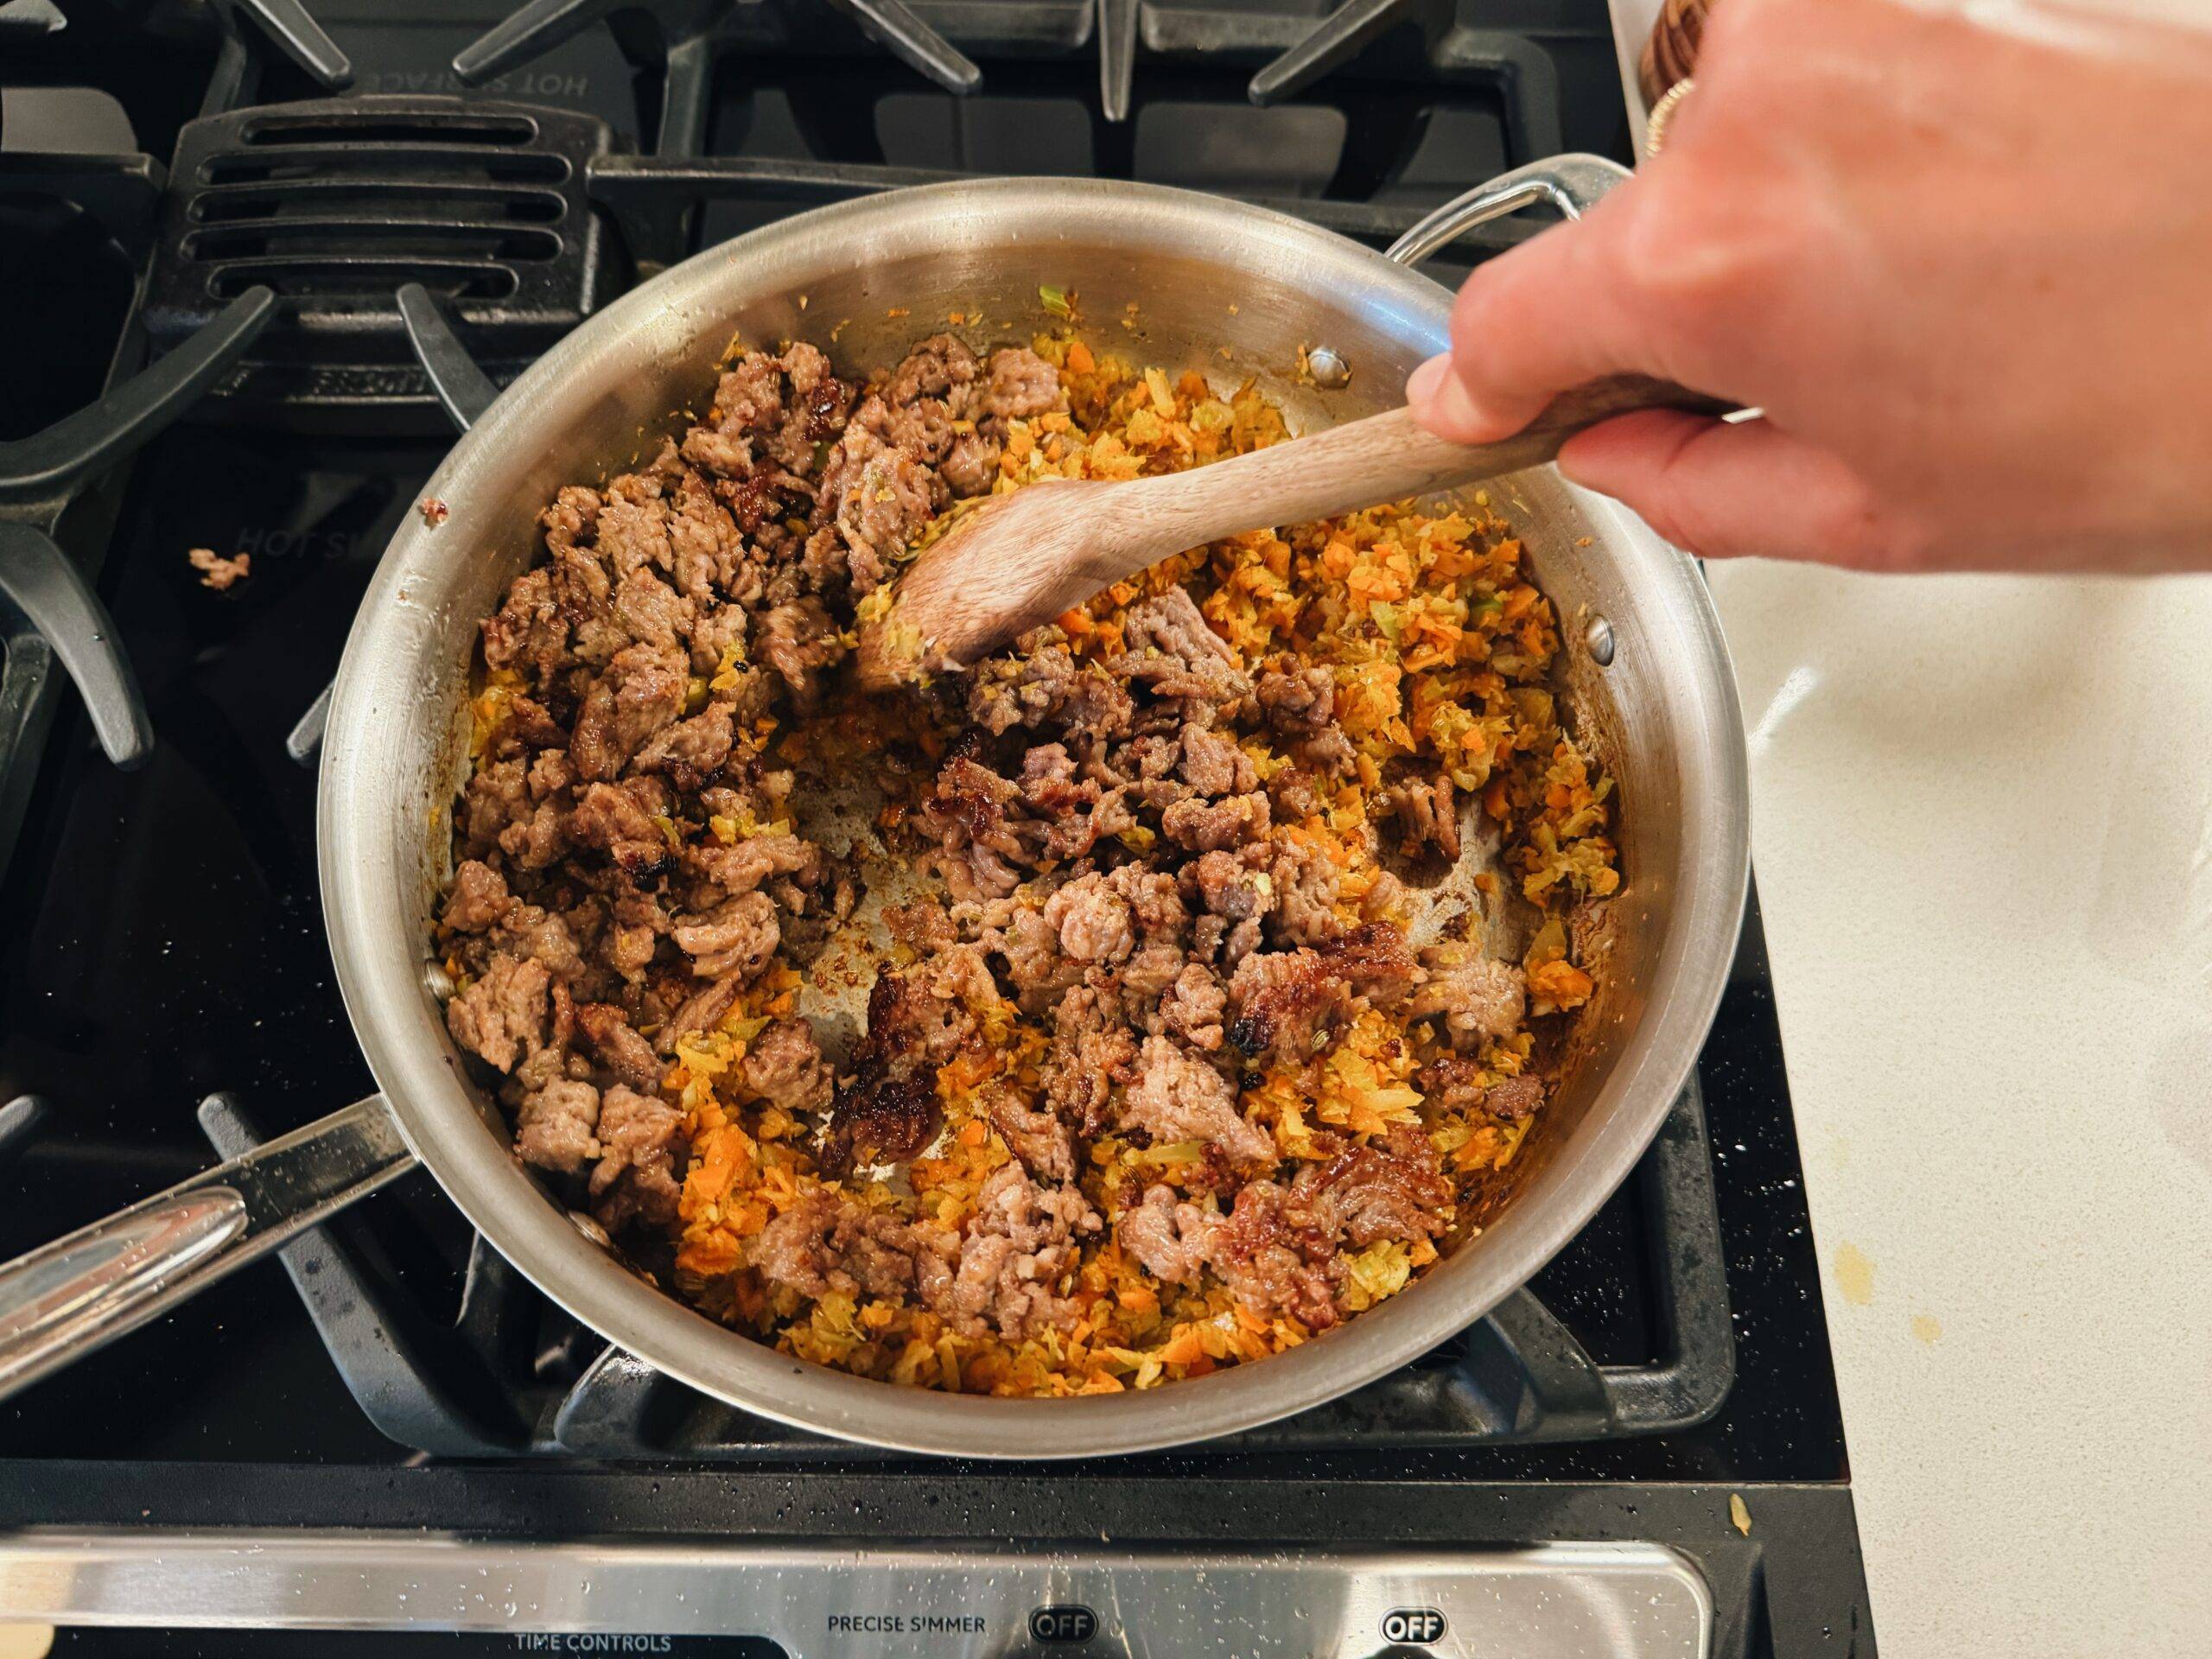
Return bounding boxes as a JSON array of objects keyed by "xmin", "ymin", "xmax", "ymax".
[
  {"xmin": 1585, "ymin": 615, "xmax": 1616, "ymax": 667},
  {"xmin": 422, "ymin": 959, "xmax": 454, "ymax": 999},
  {"xmin": 568, "ymin": 1211, "xmax": 614, "ymax": 1249},
  {"xmin": 1306, "ymin": 346, "xmax": 1351, "ymax": 390}
]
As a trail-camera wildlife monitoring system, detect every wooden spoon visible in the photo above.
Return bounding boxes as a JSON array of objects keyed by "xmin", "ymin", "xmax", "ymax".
[{"xmin": 853, "ymin": 372, "xmax": 1726, "ymax": 689}]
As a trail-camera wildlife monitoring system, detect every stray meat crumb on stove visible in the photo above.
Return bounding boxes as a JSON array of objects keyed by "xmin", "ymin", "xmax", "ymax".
[
  {"xmin": 420, "ymin": 498, "xmax": 450, "ymax": 528},
  {"xmin": 188, "ymin": 547, "xmax": 251, "ymax": 591},
  {"xmin": 430, "ymin": 316, "xmax": 1621, "ymax": 1399}
]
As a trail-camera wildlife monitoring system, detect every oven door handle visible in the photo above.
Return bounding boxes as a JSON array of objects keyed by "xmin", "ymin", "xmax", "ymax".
[{"xmin": 0, "ymin": 1095, "xmax": 413, "ymax": 1404}]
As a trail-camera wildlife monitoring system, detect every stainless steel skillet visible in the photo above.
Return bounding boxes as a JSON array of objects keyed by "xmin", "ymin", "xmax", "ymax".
[{"xmin": 0, "ymin": 157, "xmax": 1750, "ymax": 1458}]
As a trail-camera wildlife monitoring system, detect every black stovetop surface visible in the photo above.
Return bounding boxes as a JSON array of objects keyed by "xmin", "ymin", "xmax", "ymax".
[{"xmin": 2, "ymin": 0, "xmax": 1847, "ymax": 1534}]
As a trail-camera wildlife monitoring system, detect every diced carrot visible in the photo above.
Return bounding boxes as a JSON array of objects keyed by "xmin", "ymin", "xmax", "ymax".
[
  {"xmin": 1529, "ymin": 959, "xmax": 1594, "ymax": 1006},
  {"xmin": 1158, "ymin": 1326, "xmax": 1206, "ymax": 1367},
  {"xmin": 1066, "ymin": 340, "xmax": 1096, "ymax": 373}
]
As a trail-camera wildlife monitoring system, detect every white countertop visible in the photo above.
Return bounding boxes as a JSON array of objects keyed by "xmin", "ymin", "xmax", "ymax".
[{"xmin": 1704, "ymin": 563, "xmax": 2212, "ymax": 1656}]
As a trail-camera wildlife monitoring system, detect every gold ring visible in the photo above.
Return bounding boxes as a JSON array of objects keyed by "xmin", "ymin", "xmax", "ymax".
[{"xmin": 1645, "ymin": 76, "xmax": 1694, "ymax": 158}]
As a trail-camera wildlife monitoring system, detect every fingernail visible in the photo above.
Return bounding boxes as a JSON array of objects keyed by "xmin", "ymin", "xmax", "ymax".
[
  {"xmin": 1426, "ymin": 370, "xmax": 1495, "ymax": 441},
  {"xmin": 1405, "ymin": 353, "xmax": 1451, "ymax": 407},
  {"xmin": 1406, "ymin": 352, "xmax": 1516, "ymax": 442},
  {"xmin": 1553, "ymin": 429, "xmax": 1605, "ymax": 489}
]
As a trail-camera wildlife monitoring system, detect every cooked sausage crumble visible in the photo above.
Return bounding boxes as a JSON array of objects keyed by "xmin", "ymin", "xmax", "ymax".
[{"xmin": 435, "ymin": 326, "xmax": 1619, "ymax": 1395}]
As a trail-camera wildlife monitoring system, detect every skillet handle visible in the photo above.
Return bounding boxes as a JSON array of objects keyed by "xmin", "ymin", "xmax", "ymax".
[
  {"xmin": 1383, "ymin": 152, "xmax": 1630, "ymax": 267},
  {"xmin": 0, "ymin": 1095, "xmax": 413, "ymax": 1404}
]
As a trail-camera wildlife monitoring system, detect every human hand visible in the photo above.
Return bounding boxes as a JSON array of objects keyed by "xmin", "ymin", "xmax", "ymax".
[{"xmin": 1406, "ymin": 0, "xmax": 2212, "ymax": 573}]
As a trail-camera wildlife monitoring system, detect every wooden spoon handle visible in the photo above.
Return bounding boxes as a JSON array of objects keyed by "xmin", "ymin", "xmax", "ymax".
[{"xmin": 1111, "ymin": 372, "xmax": 1730, "ymax": 558}]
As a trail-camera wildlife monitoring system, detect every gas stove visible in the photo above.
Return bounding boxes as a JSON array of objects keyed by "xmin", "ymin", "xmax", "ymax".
[{"xmin": 0, "ymin": 2, "xmax": 1872, "ymax": 1653}]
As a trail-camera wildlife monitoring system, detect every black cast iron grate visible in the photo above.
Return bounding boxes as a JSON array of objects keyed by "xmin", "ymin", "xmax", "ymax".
[
  {"xmin": 453, "ymin": 0, "xmax": 981, "ymax": 154},
  {"xmin": 452, "ymin": 0, "xmax": 1568, "ymax": 266},
  {"xmin": 142, "ymin": 95, "xmax": 621, "ymax": 432},
  {"xmin": 451, "ymin": 0, "xmax": 1564, "ymax": 148},
  {"xmin": 199, "ymin": 1083, "xmax": 1733, "ymax": 1459}
]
